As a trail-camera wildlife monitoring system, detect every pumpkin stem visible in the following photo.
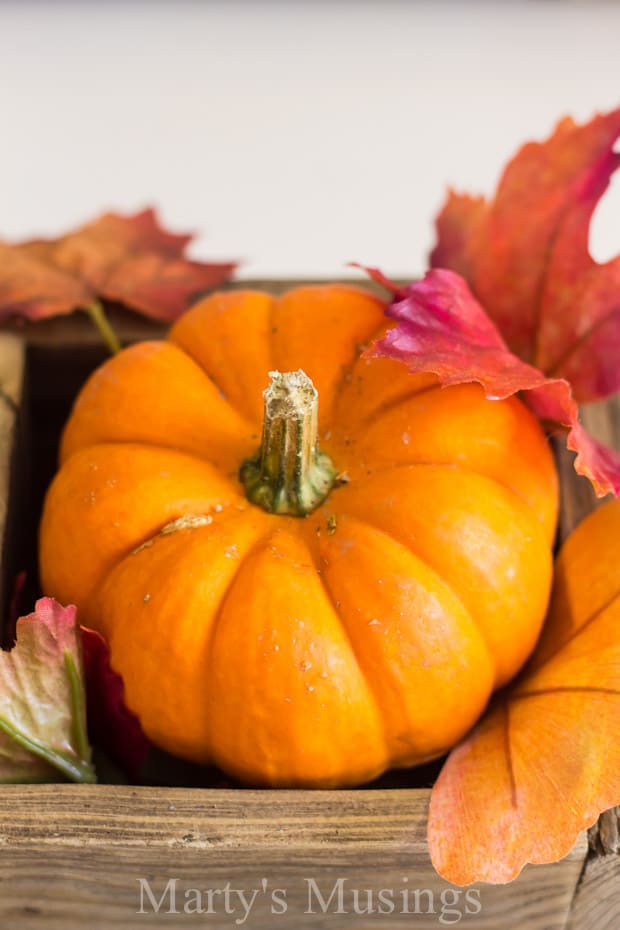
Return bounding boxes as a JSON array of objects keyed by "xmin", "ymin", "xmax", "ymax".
[{"xmin": 240, "ymin": 369, "xmax": 338, "ymax": 516}]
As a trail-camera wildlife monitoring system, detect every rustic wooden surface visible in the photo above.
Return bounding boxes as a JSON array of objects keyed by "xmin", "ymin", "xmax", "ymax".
[
  {"xmin": 0, "ymin": 334, "xmax": 22, "ymax": 536},
  {"xmin": 555, "ymin": 397, "xmax": 620, "ymax": 543},
  {"xmin": 0, "ymin": 300, "xmax": 618, "ymax": 928},
  {"xmin": 0, "ymin": 333, "xmax": 25, "ymax": 634},
  {"xmin": 0, "ymin": 786, "xmax": 586, "ymax": 929}
]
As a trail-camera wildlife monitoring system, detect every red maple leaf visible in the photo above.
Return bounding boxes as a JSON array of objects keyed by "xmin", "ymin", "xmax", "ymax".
[
  {"xmin": 430, "ymin": 108, "xmax": 620, "ymax": 403},
  {"xmin": 363, "ymin": 106, "xmax": 620, "ymax": 495}
]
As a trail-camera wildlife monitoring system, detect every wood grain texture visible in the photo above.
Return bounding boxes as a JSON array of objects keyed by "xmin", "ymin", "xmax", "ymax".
[
  {"xmin": 0, "ymin": 786, "xmax": 586, "ymax": 929},
  {"xmin": 567, "ymin": 856, "xmax": 620, "ymax": 930},
  {"xmin": 555, "ymin": 396, "xmax": 620, "ymax": 541},
  {"xmin": 0, "ymin": 333, "xmax": 25, "ymax": 630},
  {"xmin": 0, "ymin": 334, "xmax": 21, "ymax": 532}
]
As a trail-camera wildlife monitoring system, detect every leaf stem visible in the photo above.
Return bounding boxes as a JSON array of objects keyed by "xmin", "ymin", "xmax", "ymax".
[
  {"xmin": 84, "ymin": 299, "xmax": 122, "ymax": 354},
  {"xmin": 0, "ymin": 717, "xmax": 96, "ymax": 784},
  {"xmin": 65, "ymin": 651, "xmax": 92, "ymax": 764}
]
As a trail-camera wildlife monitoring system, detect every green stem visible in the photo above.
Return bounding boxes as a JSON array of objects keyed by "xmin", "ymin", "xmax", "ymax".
[
  {"xmin": 65, "ymin": 651, "xmax": 92, "ymax": 765},
  {"xmin": 240, "ymin": 369, "xmax": 338, "ymax": 516},
  {"xmin": 0, "ymin": 718, "xmax": 96, "ymax": 784},
  {"xmin": 84, "ymin": 299, "xmax": 121, "ymax": 355}
]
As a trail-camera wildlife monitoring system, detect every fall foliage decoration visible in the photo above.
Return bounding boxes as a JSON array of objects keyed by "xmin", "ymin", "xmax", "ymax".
[
  {"xmin": 0, "ymin": 597, "xmax": 146, "ymax": 784},
  {"xmin": 0, "ymin": 598, "xmax": 94, "ymax": 783},
  {"xmin": 365, "ymin": 267, "xmax": 620, "ymax": 496},
  {"xmin": 428, "ymin": 498, "xmax": 620, "ymax": 884},
  {"xmin": 0, "ymin": 208, "xmax": 236, "ymax": 351},
  {"xmin": 430, "ymin": 108, "xmax": 620, "ymax": 399},
  {"xmin": 363, "ymin": 107, "xmax": 620, "ymax": 496},
  {"xmin": 409, "ymin": 106, "xmax": 620, "ymax": 496},
  {"xmin": 39, "ymin": 285, "xmax": 558, "ymax": 787}
]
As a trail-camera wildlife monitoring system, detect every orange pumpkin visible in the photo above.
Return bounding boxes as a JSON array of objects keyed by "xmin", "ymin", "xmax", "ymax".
[{"xmin": 39, "ymin": 285, "xmax": 558, "ymax": 787}]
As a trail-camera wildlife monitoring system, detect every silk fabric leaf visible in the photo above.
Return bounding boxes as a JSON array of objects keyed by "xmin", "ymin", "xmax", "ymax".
[
  {"xmin": 428, "ymin": 498, "xmax": 620, "ymax": 884},
  {"xmin": 365, "ymin": 267, "xmax": 620, "ymax": 496},
  {"xmin": 0, "ymin": 598, "xmax": 95, "ymax": 783},
  {"xmin": 430, "ymin": 107, "xmax": 620, "ymax": 403}
]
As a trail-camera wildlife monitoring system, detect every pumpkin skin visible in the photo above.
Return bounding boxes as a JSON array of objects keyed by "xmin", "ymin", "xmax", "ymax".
[{"xmin": 39, "ymin": 285, "xmax": 558, "ymax": 787}]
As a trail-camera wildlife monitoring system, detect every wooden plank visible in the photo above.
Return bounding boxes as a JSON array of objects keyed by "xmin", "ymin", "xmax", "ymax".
[
  {"xmin": 0, "ymin": 333, "xmax": 25, "ymax": 630},
  {"xmin": 567, "ymin": 855, "xmax": 620, "ymax": 930},
  {"xmin": 556, "ymin": 395, "xmax": 620, "ymax": 540},
  {"xmin": 0, "ymin": 334, "xmax": 22, "ymax": 531},
  {"xmin": 0, "ymin": 785, "xmax": 586, "ymax": 930}
]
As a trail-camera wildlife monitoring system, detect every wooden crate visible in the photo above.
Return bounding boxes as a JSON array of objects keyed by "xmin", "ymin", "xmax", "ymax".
[{"xmin": 0, "ymin": 289, "xmax": 618, "ymax": 930}]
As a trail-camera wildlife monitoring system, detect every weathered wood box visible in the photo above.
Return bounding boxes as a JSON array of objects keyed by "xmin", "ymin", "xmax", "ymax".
[{"xmin": 0, "ymin": 285, "xmax": 618, "ymax": 929}]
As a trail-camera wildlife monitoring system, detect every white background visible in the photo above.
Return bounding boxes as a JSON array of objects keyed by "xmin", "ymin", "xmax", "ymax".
[{"xmin": 0, "ymin": 0, "xmax": 618, "ymax": 279}]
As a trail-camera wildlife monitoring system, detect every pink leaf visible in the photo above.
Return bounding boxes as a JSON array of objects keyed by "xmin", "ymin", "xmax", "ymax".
[
  {"xmin": 0, "ymin": 598, "xmax": 95, "ymax": 782},
  {"xmin": 366, "ymin": 269, "xmax": 620, "ymax": 496}
]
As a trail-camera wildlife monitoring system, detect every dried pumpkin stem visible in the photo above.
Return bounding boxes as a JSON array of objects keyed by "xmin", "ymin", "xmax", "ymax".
[
  {"xmin": 83, "ymin": 299, "xmax": 122, "ymax": 355},
  {"xmin": 240, "ymin": 369, "xmax": 338, "ymax": 516}
]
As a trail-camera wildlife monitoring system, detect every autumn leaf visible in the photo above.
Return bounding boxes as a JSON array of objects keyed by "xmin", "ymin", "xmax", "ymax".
[
  {"xmin": 0, "ymin": 208, "xmax": 236, "ymax": 326},
  {"xmin": 430, "ymin": 107, "xmax": 620, "ymax": 403},
  {"xmin": 81, "ymin": 627, "xmax": 149, "ymax": 781},
  {"xmin": 0, "ymin": 597, "xmax": 95, "ymax": 783},
  {"xmin": 0, "ymin": 732, "xmax": 60, "ymax": 784},
  {"xmin": 364, "ymin": 108, "xmax": 618, "ymax": 495},
  {"xmin": 427, "ymin": 498, "xmax": 620, "ymax": 885},
  {"xmin": 364, "ymin": 267, "xmax": 620, "ymax": 496}
]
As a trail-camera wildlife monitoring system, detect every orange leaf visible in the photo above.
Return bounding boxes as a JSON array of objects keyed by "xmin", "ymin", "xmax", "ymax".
[
  {"xmin": 428, "ymin": 498, "xmax": 620, "ymax": 884},
  {"xmin": 0, "ymin": 208, "xmax": 236, "ymax": 323},
  {"xmin": 430, "ymin": 107, "xmax": 620, "ymax": 402},
  {"xmin": 0, "ymin": 242, "xmax": 89, "ymax": 320}
]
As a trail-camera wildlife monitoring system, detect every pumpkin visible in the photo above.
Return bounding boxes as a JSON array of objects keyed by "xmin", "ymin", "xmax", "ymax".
[{"xmin": 39, "ymin": 285, "xmax": 558, "ymax": 787}]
